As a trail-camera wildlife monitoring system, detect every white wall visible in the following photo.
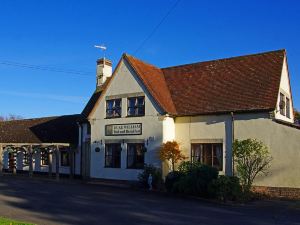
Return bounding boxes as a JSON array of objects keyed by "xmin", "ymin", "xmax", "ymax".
[
  {"xmin": 174, "ymin": 114, "xmax": 233, "ymax": 175},
  {"xmin": 235, "ymin": 114, "xmax": 300, "ymax": 188},
  {"xmin": 274, "ymin": 57, "xmax": 294, "ymax": 123},
  {"xmin": 89, "ymin": 59, "xmax": 164, "ymax": 180}
]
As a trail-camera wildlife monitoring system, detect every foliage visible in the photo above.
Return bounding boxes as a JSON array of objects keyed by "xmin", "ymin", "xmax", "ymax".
[
  {"xmin": 178, "ymin": 161, "xmax": 202, "ymax": 174},
  {"xmin": 294, "ymin": 108, "xmax": 300, "ymax": 124},
  {"xmin": 0, "ymin": 114, "xmax": 23, "ymax": 121},
  {"xmin": 165, "ymin": 171, "xmax": 183, "ymax": 192},
  {"xmin": 138, "ymin": 164, "xmax": 163, "ymax": 190},
  {"xmin": 233, "ymin": 139, "xmax": 272, "ymax": 194},
  {"xmin": 159, "ymin": 141, "xmax": 186, "ymax": 171},
  {"xmin": 172, "ymin": 162, "xmax": 218, "ymax": 197},
  {"xmin": 0, "ymin": 217, "xmax": 35, "ymax": 225},
  {"xmin": 208, "ymin": 176, "xmax": 242, "ymax": 202}
]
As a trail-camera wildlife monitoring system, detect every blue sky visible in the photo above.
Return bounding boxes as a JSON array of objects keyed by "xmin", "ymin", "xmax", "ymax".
[{"xmin": 0, "ymin": 0, "xmax": 299, "ymax": 118}]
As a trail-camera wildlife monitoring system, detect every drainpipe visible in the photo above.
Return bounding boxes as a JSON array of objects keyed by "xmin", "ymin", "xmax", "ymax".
[{"xmin": 231, "ymin": 112, "xmax": 235, "ymax": 176}]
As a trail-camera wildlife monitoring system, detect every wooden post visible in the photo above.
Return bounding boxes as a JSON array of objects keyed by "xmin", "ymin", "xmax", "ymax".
[
  {"xmin": 55, "ymin": 146, "xmax": 60, "ymax": 181},
  {"xmin": 69, "ymin": 148, "xmax": 74, "ymax": 179},
  {"xmin": 28, "ymin": 146, "xmax": 33, "ymax": 178},
  {"xmin": 12, "ymin": 150, "xmax": 17, "ymax": 175},
  {"xmin": 0, "ymin": 144, "xmax": 3, "ymax": 175},
  {"xmin": 48, "ymin": 149, "xmax": 53, "ymax": 178}
]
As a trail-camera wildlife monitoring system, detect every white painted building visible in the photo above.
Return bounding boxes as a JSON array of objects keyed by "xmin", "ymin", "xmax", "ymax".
[
  {"xmin": 80, "ymin": 49, "xmax": 300, "ymax": 188},
  {"xmin": 1, "ymin": 49, "xmax": 299, "ymax": 190}
]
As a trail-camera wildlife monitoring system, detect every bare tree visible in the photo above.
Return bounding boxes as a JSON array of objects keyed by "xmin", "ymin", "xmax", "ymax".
[{"xmin": 0, "ymin": 114, "xmax": 23, "ymax": 121}]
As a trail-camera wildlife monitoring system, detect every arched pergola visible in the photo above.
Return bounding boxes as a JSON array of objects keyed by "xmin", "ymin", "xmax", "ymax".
[{"xmin": 0, "ymin": 143, "xmax": 75, "ymax": 180}]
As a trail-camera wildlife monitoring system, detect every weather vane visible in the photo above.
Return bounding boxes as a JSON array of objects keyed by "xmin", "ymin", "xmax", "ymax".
[{"xmin": 94, "ymin": 44, "xmax": 107, "ymax": 59}]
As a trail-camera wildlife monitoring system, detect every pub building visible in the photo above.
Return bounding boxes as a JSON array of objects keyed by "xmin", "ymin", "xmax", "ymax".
[
  {"xmin": 79, "ymin": 50, "xmax": 300, "ymax": 189},
  {"xmin": 1, "ymin": 50, "xmax": 300, "ymax": 190}
]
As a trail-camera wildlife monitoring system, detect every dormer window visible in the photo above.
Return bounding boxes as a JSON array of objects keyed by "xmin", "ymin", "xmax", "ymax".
[
  {"xmin": 106, "ymin": 99, "xmax": 122, "ymax": 118},
  {"xmin": 279, "ymin": 93, "xmax": 285, "ymax": 116},
  {"xmin": 127, "ymin": 96, "xmax": 145, "ymax": 117}
]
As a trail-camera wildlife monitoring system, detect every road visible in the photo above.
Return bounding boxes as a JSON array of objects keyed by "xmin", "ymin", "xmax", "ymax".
[{"xmin": 0, "ymin": 176, "xmax": 299, "ymax": 225}]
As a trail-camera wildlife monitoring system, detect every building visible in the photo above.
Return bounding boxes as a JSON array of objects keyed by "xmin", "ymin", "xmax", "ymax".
[
  {"xmin": 80, "ymin": 49, "xmax": 300, "ymax": 188},
  {"xmin": 0, "ymin": 114, "xmax": 85, "ymax": 178},
  {"xmin": 1, "ymin": 49, "xmax": 300, "ymax": 189}
]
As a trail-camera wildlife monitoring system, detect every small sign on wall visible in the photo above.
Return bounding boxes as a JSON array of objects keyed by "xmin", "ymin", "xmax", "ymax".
[{"xmin": 105, "ymin": 123, "xmax": 142, "ymax": 136}]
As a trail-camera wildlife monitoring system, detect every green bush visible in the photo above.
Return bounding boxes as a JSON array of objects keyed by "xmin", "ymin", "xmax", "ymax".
[
  {"xmin": 178, "ymin": 161, "xmax": 202, "ymax": 174},
  {"xmin": 138, "ymin": 164, "xmax": 163, "ymax": 190},
  {"xmin": 165, "ymin": 171, "xmax": 183, "ymax": 192},
  {"xmin": 209, "ymin": 175, "xmax": 242, "ymax": 202},
  {"xmin": 172, "ymin": 162, "xmax": 218, "ymax": 197}
]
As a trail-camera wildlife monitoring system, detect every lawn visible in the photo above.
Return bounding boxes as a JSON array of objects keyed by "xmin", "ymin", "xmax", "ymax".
[{"xmin": 0, "ymin": 217, "xmax": 35, "ymax": 225}]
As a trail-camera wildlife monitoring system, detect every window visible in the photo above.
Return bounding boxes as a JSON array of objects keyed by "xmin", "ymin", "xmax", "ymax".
[
  {"xmin": 280, "ymin": 93, "xmax": 285, "ymax": 116},
  {"xmin": 60, "ymin": 150, "xmax": 70, "ymax": 167},
  {"xmin": 286, "ymin": 97, "xmax": 290, "ymax": 118},
  {"xmin": 41, "ymin": 151, "xmax": 49, "ymax": 166},
  {"xmin": 106, "ymin": 99, "xmax": 122, "ymax": 118},
  {"xmin": 191, "ymin": 143, "xmax": 223, "ymax": 171},
  {"xmin": 127, "ymin": 143, "xmax": 145, "ymax": 169},
  {"xmin": 127, "ymin": 96, "xmax": 145, "ymax": 116},
  {"xmin": 105, "ymin": 144, "xmax": 121, "ymax": 168}
]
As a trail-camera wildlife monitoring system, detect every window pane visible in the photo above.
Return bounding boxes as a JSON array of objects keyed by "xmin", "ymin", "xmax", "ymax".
[
  {"xmin": 286, "ymin": 97, "xmax": 290, "ymax": 118},
  {"xmin": 202, "ymin": 144, "xmax": 212, "ymax": 166},
  {"xmin": 127, "ymin": 143, "xmax": 145, "ymax": 169},
  {"xmin": 105, "ymin": 144, "xmax": 121, "ymax": 168},
  {"xmin": 191, "ymin": 144, "xmax": 201, "ymax": 162},
  {"xmin": 212, "ymin": 144, "xmax": 223, "ymax": 171},
  {"xmin": 191, "ymin": 143, "xmax": 223, "ymax": 171},
  {"xmin": 106, "ymin": 99, "xmax": 121, "ymax": 118},
  {"xmin": 280, "ymin": 93, "xmax": 285, "ymax": 115},
  {"xmin": 61, "ymin": 151, "xmax": 70, "ymax": 167}
]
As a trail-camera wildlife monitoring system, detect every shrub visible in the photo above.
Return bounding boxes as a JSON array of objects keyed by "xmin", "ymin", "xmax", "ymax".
[
  {"xmin": 165, "ymin": 171, "xmax": 183, "ymax": 192},
  {"xmin": 178, "ymin": 161, "xmax": 202, "ymax": 174},
  {"xmin": 138, "ymin": 164, "xmax": 163, "ymax": 190},
  {"xmin": 233, "ymin": 139, "xmax": 272, "ymax": 194},
  {"xmin": 172, "ymin": 162, "xmax": 218, "ymax": 197},
  {"xmin": 159, "ymin": 141, "xmax": 186, "ymax": 171},
  {"xmin": 209, "ymin": 175, "xmax": 242, "ymax": 202}
]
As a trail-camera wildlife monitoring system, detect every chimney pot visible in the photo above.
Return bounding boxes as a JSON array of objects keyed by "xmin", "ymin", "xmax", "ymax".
[{"xmin": 96, "ymin": 58, "xmax": 112, "ymax": 87}]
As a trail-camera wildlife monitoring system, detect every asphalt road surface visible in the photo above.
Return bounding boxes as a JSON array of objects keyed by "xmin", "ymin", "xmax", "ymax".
[{"xmin": 0, "ymin": 176, "xmax": 299, "ymax": 225}]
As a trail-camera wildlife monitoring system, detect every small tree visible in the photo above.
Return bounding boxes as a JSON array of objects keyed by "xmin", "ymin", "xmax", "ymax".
[
  {"xmin": 159, "ymin": 141, "xmax": 186, "ymax": 171},
  {"xmin": 233, "ymin": 139, "xmax": 272, "ymax": 193},
  {"xmin": 294, "ymin": 108, "xmax": 300, "ymax": 124}
]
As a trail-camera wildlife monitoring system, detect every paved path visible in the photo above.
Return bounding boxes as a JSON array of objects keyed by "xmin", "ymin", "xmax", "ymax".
[{"xmin": 0, "ymin": 176, "xmax": 299, "ymax": 225}]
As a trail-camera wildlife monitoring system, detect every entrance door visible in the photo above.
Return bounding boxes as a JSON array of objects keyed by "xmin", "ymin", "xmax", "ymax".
[{"xmin": 81, "ymin": 141, "xmax": 91, "ymax": 179}]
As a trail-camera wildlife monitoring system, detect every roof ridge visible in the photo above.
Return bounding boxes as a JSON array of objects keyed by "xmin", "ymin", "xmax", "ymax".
[
  {"xmin": 0, "ymin": 114, "xmax": 81, "ymax": 123},
  {"xmin": 161, "ymin": 49, "xmax": 286, "ymax": 70},
  {"xmin": 123, "ymin": 53, "xmax": 161, "ymax": 70}
]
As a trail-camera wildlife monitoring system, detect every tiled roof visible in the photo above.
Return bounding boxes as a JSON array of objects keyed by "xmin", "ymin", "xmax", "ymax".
[
  {"xmin": 124, "ymin": 54, "xmax": 176, "ymax": 114},
  {"xmin": 84, "ymin": 49, "xmax": 285, "ymax": 117},
  {"xmin": 81, "ymin": 77, "xmax": 111, "ymax": 117},
  {"xmin": 0, "ymin": 114, "xmax": 83, "ymax": 144}
]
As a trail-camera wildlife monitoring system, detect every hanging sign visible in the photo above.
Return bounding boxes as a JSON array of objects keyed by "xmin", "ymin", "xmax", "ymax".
[{"xmin": 105, "ymin": 123, "xmax": 142, "ymax": 136}]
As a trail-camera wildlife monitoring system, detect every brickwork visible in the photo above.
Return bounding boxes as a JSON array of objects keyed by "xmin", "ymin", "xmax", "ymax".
[{"xmin": 253, "ymin": 186, "xmax": 300, "ymax": 200}]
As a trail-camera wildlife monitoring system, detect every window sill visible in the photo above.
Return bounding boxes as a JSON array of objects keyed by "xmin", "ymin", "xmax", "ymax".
[
  {"xmin": 105, "ymin": 116, "xmax": 122, "ymax": 119},
  {"xmin": 126, "ymin": 167, "xmax": 144, "ymax": 170},
  {"xmin": 126, "ymin": 115, "xmax": 145, "ymax": 118},
  {"xmin": 104, "ymin": 166, "xmax": 121, "ymax": 169}
]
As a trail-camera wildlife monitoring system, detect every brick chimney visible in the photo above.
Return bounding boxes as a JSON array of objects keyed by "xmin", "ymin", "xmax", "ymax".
[{"xmin": 96, "ymin": 58, "xmax": 112, "ymax": 87}]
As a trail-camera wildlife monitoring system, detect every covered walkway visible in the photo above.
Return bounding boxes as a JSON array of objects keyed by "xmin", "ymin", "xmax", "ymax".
[{"xmin": 0, "ymin": 114, "xmax": 85, "ymax": 179}]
